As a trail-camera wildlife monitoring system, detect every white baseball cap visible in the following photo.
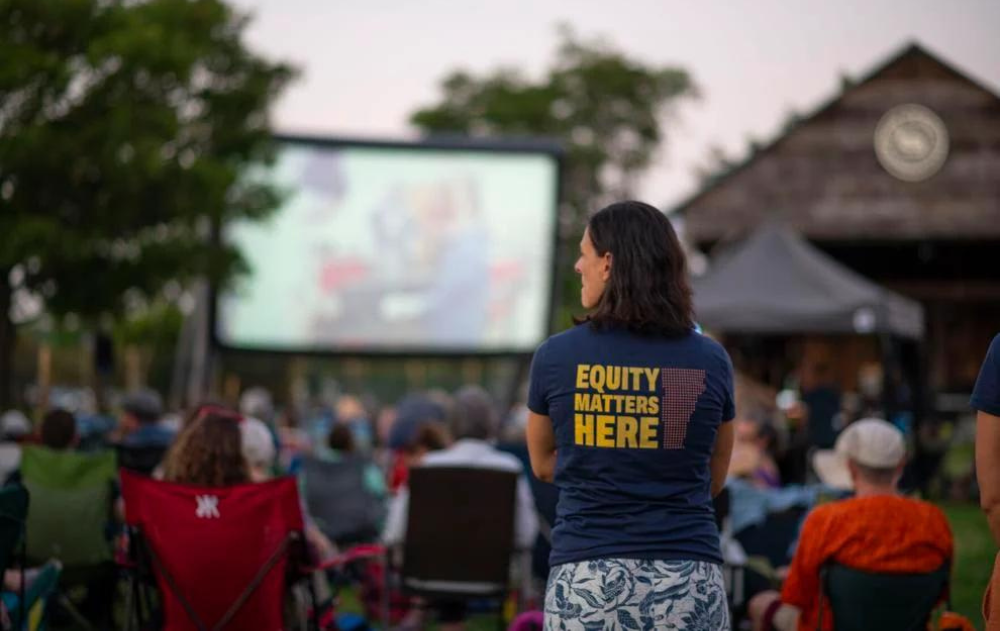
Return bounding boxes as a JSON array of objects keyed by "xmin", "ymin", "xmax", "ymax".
[
  {"xmin": 240, "ymin": 417, "xmax": 276, "ymax": 470},
  {"xmin": 812, "ymin": 418, "xmax": 905, "ymax": 490},
  {"xmin": 0, "ymin": 410, "xmax": 30, "ymax": 439}
]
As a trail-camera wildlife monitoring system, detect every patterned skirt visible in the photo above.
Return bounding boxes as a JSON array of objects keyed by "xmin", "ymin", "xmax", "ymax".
[{"xmin": 544, "ymin": 558, "xmax": 729, "ymax": 631}]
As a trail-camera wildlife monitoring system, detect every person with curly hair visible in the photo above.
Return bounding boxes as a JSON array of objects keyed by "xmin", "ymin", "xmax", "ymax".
[{"xmin": 162, "ymin": 407, "xmax": 249, "ymax": 486}]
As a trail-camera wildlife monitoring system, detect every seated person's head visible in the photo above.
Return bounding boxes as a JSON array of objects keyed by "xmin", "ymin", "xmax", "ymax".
[
  {"xmin": 0, "ymin": 410, "xmax": 31, "ymax": 444},
  {"xmin": 335, "ymin": 395, "xmax": 367, "ymax": 424},
  {"xmin": 240, "ymin": 417, "xmax": 276, "ymax": 482},
  {"xmin": 411, "ymin": 422, "xmax": 450, "ymax": 454},
  {"xmin": 450, "ymin": 385, "xmax": 498, "ymax": 442},
  {"xmin": 39, "ymin": 408, "xmax": 77, "ymax": 451},
  {"xmin": 120, "ymin": 389, "xmax": 164, "ymax": 434},
  {"xmin": 730, "ymin": 418, "xmax": 776, "ymax": 477},
  {"xmin": 734, "ymin": 418, "xmax": 761, "ymax": 446},
  {"xmin": 388, "ymin": 393, "xmax": 450, "ymax": 463},
  {"xmin": 812, "ymin": 418, "xmax": 905, "ymax": 492},
  {"xmin": 163, "ymin": 406, "xmax": 248, "ymax": 486},
  {"xmin": 239, "ymin": 387, "xmax": 274, "ymax": 424},
  {"xmin": 328, "ymin": 424, "xmax": 355, "ymax": 453}
]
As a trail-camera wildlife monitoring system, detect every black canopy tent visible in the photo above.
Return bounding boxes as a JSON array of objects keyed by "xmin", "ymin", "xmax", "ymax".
[
  {"xmin": 690, "ymin": 222, "xmax": 927, "ymax": 455},
  {"xmin": 691, "ymin": 222, "xmax": 924, "ymax": 340}
]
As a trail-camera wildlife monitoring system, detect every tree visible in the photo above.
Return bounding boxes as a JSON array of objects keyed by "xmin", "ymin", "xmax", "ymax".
[
  {"xmin": 0, "ymin": 0, "xmax": 295, "ymax": 407},
  {"xmin": 409, "ymin": 26, "xmax": 696, "ymax": 324}
]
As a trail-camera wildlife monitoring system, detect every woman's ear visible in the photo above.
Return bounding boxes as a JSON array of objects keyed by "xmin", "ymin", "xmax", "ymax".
[{"xmin": 601, "ymin": 253, "xmax": 612, "ymax": 281}]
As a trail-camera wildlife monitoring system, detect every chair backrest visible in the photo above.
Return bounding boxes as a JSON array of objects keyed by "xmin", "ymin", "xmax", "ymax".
[
  {"xmin": 301, "ymin": 455, "xmax": 384, "ymax": 545},
  {"xmin": 402, "ymin": 466, "xmax": 517, "ymax": 595},
  {"xmin": 116, "ymin": 443, "xmax": 170, "ymax": 477},
  {"xmin": 821, "ymin": 562, "xmax": 949, "ymax": 631},
  {"xmin": 733, "ymin": 506, "xmax": 807, "ymax": 568},
  {"xmin": 0, "ymin": 484, "xmax": 28, "ymax": 576},
  {"xmin": 20, "ymin": 446, "xmax": 116, "ymax": 567},
  {"xmin": 120, "ymin": 469, "xmax": 305, "ymax": 631}
]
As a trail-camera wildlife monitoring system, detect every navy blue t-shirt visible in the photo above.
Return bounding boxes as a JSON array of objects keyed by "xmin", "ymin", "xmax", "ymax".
[
  {"xmin": 972, "ymin": 334, "xmax": 1000, "ymax": 416},
  {"xmin": 528, "ymin": 324, "xmax": 735, "ymax": 567}
]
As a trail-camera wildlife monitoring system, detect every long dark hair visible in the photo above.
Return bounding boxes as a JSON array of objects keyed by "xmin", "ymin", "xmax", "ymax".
[{"xmin": 578, "ymin": 200, "xmax": 694, "ymax": 337}]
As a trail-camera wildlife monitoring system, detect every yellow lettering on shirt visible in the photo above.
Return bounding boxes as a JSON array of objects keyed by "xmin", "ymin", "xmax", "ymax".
[
  {"xmin": 640, "ymin": 416, "xmax": 658, "ymax": 449},
  {"xmin": 596, "ymin": 415, "xmax": 615, "ymax": 448},
  {"xmin": 571, "ymin": 364, "xmax": 669, "ymax": 450},
  {"xmin": 643, "ymin": 368, "xmax": 660, "ymax": 391},
  {"xmin": 575, "ymin": 413, "xmax": 595, "ymax": 446},
  {"xmin": 616, "ymin": 416, "xmax": 638, "ymax": 448},
  {"xmin": 590, "ymin": 365, "xmax": 606, "ymax": 394}
]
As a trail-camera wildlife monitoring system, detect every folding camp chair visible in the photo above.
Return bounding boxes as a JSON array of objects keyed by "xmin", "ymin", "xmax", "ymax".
[
  {"xmin": 0, "ymin": 484, "xmax": 63, "ymax": 631},
  {"xmin": 116, "ymin": 444, "xmax": 170, "ymax": 477},
  {"xmin": 120, "ymin": 469, "xmax": 323, "ymax": 631},
  {"xmin": 7, "ymin": 561, "xmax": 62, "ymax": 631},
  {"xmin": 733, "ymin": 505, "xmax": 808, "ymax": 569},
  {"xmin": 818, "ymin": 561, "xmax": 950, "ymax": 631},
  {"xmin": 0, "ymin": 485, "xmax": 28, "ymax": 577},
  {"xmin": 399, "ymin": 466, "xmax": 519, "ymax": 631},
  {"xmin": 0, "ymin": 484, "xmax": 29, "ymax": 628},
  {"xmin": 20, "ymin": 446, "xmax": 117, "ymax": 628},
  {"xmin": 300, "ymin": 455, "xmax": 384, "ymax": 547}
]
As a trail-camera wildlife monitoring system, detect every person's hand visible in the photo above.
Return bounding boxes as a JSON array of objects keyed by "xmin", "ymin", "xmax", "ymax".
[{"xmin": 306, "ymin": 524, "xmax": 338, "ymax": 562}]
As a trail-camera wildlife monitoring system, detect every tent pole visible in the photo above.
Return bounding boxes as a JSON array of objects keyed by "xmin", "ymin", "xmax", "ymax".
[{"xmin": 877, "ymin": 329, "xmax": 898, "ymax": 424}]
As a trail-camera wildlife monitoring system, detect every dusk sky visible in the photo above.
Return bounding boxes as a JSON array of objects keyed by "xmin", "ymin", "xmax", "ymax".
[{"xmin": 230, "ymin": 0, "xmax": 1000, "ymax": 208}]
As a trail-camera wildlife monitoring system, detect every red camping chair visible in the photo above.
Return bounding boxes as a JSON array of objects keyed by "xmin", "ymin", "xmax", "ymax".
[{"xmin": 120, "ymin": 469, "xmax": 313, "ymax": 631}]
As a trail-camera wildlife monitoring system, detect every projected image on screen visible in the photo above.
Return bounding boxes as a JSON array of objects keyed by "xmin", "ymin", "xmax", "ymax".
[{"xmin": 217, "ymin": 140, "xmax": 560, "ymax": 352}]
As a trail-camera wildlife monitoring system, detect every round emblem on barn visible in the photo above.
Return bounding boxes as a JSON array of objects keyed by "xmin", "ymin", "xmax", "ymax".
[{"xmin": 874, "ymin": 104, "xmax": 949, "ymax": 182}]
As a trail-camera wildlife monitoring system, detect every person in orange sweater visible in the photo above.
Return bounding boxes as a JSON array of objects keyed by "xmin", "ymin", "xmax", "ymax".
[{"xmin": 748, "ymin": 418, "xmax": 953, "ymax": 631}]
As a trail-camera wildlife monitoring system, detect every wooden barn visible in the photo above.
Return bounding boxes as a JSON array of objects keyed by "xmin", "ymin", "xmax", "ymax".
[{"xmin": 675, "ymin": 42, "xmax": 1000, "ymax": 416}]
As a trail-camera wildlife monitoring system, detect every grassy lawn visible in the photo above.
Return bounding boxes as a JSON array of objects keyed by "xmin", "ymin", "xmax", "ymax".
[
  {"xmin": 943, "ymin": 502, "xmax": 996, "ymax": 630},
  {"xmin": 337, "ymin": 503, "xmax": 995, "ymax": 630}
]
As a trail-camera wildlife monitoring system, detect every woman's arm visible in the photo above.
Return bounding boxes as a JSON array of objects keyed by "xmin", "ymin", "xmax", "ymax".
[
  {"xmin": 710, "ymin": 420, "xmax": 734, "ymax": 497},
  {"xmin": 527, "ymin": 411, "xmax": 557, "ymax": 483},
  {"xmin": 976, "ymin": 411, "xmax": 1000, "ymax": 544}
]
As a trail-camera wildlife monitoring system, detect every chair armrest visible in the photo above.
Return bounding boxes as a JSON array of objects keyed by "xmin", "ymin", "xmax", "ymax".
[{"xmin": 305, "ymin": 544, "xmax": 387, "ymax": 573}]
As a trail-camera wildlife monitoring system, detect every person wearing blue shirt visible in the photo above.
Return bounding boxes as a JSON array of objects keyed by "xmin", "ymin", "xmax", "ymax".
[
  {"xmin": 973, "ymin": 333, "xmax": 1000, "ymax": 630},
  {"xmin": 526, "ymin": 201, "xmax": 735, "ymax": 630},
  {"xmin": 118, "ymin": 389, "xmax": 174, "ymax": 448}
]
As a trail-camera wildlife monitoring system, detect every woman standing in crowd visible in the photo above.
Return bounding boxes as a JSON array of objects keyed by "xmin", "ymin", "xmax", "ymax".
[{"xmin": 526, "ymin": 201, "xmax": 735, "ymax": 630}]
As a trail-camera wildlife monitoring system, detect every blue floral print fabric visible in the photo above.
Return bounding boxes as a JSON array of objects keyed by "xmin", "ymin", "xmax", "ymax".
[{"xmin": 544, "ymin": 558, "xmax": 729, "ymax": 631}]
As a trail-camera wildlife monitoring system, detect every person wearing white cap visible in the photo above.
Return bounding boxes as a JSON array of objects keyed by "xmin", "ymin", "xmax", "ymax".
[
  {"xmin": 810, "ymin": 417, "xmax": 907, "ymax": 491},
  {"xmin": 748, "ymin": 418, "xmax": 954, "ymax": 631},
  {"xmin": 239, "ymin": 417, "xmax": 277, "ymax": 482},
  {"xmin": 0, "ymin": 410, "xmax": 31, "ymax": 482}
]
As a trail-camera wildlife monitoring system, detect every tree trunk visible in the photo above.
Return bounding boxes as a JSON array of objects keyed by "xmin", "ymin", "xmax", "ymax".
[
  {"xmin": 37, "ymin": 343, "xmax": 51, "ymax": 415},
  {"xmin": 0, "ymin": 271, "xmax": 14, "ymax": 410}
]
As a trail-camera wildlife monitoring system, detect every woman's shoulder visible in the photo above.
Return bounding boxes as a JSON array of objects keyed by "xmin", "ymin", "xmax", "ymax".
[
  {"xmin": 537, "ymin": 323, "xmax": 593, "ymax": 351},
  {"xmin": 678, "ymin": 332, "xmax": 732, "ymax": 367}
]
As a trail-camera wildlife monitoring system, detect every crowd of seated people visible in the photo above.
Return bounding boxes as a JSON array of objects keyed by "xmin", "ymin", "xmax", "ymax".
[
  {"xmin": 0, "ymin": 368, "xmax": 980, "ymax": 630},
  {"xmin": 722, "ymin": 397, "xmax": 972, "ymax": 630},
  {"xmin": 0, "ymin": 382, "xmax": 542, "ymax": 630}
]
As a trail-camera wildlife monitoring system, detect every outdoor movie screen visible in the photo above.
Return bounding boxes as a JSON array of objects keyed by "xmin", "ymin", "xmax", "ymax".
[{"xmin": 215, "ymin": 136, "xmax": 561, "ymax": 354}]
